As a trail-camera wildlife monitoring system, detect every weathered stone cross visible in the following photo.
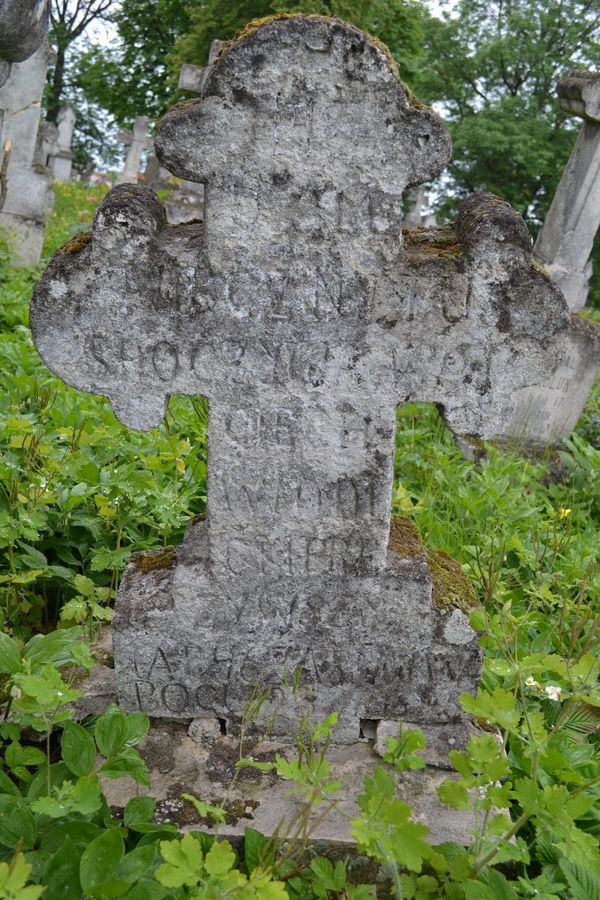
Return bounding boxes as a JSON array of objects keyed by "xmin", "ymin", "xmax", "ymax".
[{"xmin": 31, "ymin": 16, "xmax": 591, "ymax": 741}]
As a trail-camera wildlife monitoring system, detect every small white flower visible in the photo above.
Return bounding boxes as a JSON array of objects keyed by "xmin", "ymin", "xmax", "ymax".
[
  {"xmin": 545, "ymin": 685, "xmax": 562, "ymax": 702},
  {"xmin": 9, "ymin": 686, "xmax": 22, "ymax": 700},
  {"xmin": 57, "ymin": 691, "xmax": 64, "ymax": 698},
  {"xmin": 525, "ymin": 677, "xmax": 541, "ymax": 690}
]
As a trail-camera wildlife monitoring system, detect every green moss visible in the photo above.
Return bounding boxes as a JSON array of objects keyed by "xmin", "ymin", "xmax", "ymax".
[
  {"xmin": 531, "ymin": 256, "xmax": 551, "ymax": 280},
  {"xmin": 219, "ymin": 14, "xmax": 429, "ymax": 110},
  {"xmin": 403, "ymin": 227, "xmax": 464, "ymax": 259},
  {"xmin": 131, "ymin": 546, "xmax": 176, "ymax": 573},
  {"xmin": 388, "ymin": 517, "xmax": 479, "ymax": 613},
  {"xmin": 61, "ymin": 230, "xmax": 92, "ymax": 255}
]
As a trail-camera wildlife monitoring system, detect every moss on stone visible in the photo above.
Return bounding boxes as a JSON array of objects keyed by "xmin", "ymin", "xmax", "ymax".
[
  {"xmin": 131, "ymin": 546, "xmax": 177, "ymax": 573},
  {"xmin": 219, "ymin": 14, "xmax": 430, "ymax": 109},
  {"xmin": 403, "ymin": 227, "xmax": 464, "ymax": 259},
  {"xmin": 428, "ymin": 549, "xmax": 478, "ymax": 613},
  {"xmin": 531, "ymin": 256, "xmax": 552, "ymax": 280},
  {"xmin": 388, "ymin": 516, "xmax": 479, "ymax": 613},
  {"xmin": 61, "ymin": 230, "xmax": 92, "ymax": 255}
]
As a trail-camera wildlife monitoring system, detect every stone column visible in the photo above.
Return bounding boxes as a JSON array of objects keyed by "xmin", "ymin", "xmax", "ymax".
[
  {"xmin": 534, "ymin": 71, "xmax": 600, "ymax": 312},
  {"xmin": 0, "ymin": 40, "xmax": 55, "ymax": 266},
  {"xmin": 116, "ymin": 116, "xmax": 152, "ymax": 185},
  {"xmin": 50, "ymin": 103, "xmax": 76, "ymax": 182}
]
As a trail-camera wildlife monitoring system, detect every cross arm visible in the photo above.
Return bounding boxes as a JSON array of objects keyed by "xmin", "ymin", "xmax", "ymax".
[{"xmin": 377, "ymin": 192, "xmax": 600, "ymax": 440}]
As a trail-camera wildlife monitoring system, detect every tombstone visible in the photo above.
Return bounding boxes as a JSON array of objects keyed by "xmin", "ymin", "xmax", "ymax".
[
  {"xmin": 0, "ymin": 0, "xmax": 49, "ymax": 88},
  {"xmin": 534, "ymin": 72, "xmax": 600, "ymax": 313},
  {"xmin": 506, "ymin": 71, "xmax": 600, "ymax": 447},
  {"xmin": 49, "ymin": 103, "xmax": 76, "ymax": 182},
  {"xmin": 162, "ymin": 40, "xmax": 226, "ymax": 225},
  {"xmin": 0, "ymin": 40, "xmax": 55, "ymax": 266},
  {"xmin": 404, "ymin": 185, "xmax": 436, "ymax": 228},
  {"xmin": 30, "ymin": 18, "xmax": 600, "ymax": 745},
  {"xmin": 116, "ymin": 116, "xmax": 152, "ymax": 185},
  {"xmin": 178, "ymin": 38, "xmax": 225, "ymax": 94}
]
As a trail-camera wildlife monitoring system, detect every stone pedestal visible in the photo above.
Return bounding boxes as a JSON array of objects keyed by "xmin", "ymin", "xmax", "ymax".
[{"xmin": 113, "ymin": 518, "xmax": 481, "ymax": 744}]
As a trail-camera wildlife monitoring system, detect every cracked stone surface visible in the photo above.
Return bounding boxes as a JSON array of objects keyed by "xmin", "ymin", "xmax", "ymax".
[{"xmin": 30, "ymin": 16, "xmax": 600, "ymax": 740}]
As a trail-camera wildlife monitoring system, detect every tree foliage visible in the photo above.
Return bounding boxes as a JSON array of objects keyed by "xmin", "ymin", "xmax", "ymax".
[
  {"xmin": 415, "ymin": 0, "xmax": 600, "ymax": 305},
  {"xmin": 169, "ymin": 0, "xmax": 425, "ymax": 84},
  {"xmin": 47, "ymin": 0, "xmax": 116, "ymax": 121},
  {"xmin": 76, "ymin": 0, "xmax": 192, "ymax": 127}
]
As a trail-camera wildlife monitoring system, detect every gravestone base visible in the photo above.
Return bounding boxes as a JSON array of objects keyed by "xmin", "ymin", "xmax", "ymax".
[
  {"xmin": 100, "ymin": 719, "xmax": 481, "ymax": 848},
  {"xmin": 113, "ymin": 518, "xmax": 482, "ymax": 745},
  {"xmin": 0, "ymin": 212, "xmax": 46, "ymax": 267}
]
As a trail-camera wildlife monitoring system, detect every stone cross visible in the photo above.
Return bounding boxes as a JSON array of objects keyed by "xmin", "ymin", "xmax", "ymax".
[
  {"xmin": 0, "ymin": 40, "xmax": 55, "ymax": 266},
  {"xmin": 506, "ymin": 71, "xmax": 600, "ymax": 446},
  {"xmin": 116, "ymin": 115, "xmax": 152, "ymax": 185},
  {"xmin": 178, "ymin": 39, "xmax": 225, "ymax": 93},
  {"xmin": 30, "ymin": 17, "xmax": 600, "ymax": 741},
  {"xmin": 0, "ymin": 0, "xmax": 49, "ymax": 88},
  {"xmin": 535, "ymin": 71, "xmax": 600, "ymax": 312},
  {"xmin": 50, "ymin": 103, "xmax": 76, "ymax": 182}
]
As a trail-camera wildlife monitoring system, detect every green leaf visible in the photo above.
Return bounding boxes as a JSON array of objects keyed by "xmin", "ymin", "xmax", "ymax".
[
  {"xmin": 116, "ymin": 843, "xmax": 156, "ymax": 882},
  {"xmin": 61, "ymin": 721, "xmax": 96, "ymax": 777},
  {"xmin": 124, "ymin": 796, "xmax": 155, "ymax": 827},
  {"xmin": 127, "ymin": 876, "xmax": 171, "ymax": 899},
  {"xmin": 244, "ymin": 827, "xmax": 271, "ymax": 874},
  {"xmin": 0, "ymin": 852, "xmax": 43, "ymax": 900},
  {"xmin": 204, "ymin": 839, "xmax": 235, "ymax": 876},
  {"xmin": 80, "ymin": 828, "xmax": 124, "ymax": 893},
  {"xmin": 74, "ymin": 574, "xmax": 96, "ymax": 597},
  {"xmin": 99, "ymin": 747, "xmax": 150, "ymax": 786},
  {"xmin": 94, "ymin": 705, "xmax": 127, "ymax": 757},
  {"xmin": 70, "ymin": 774, "xmax": 103, "ymax": 815},
  {"xmin": 156, "ymin": 835, "xmax": 203, "ymax": 888},
  {"xmin": 5, "ymin": 742, "xmax": 46, "ymax": 770},
  {"xmin": 0, "ymin": 795, "xmax": 37, "ymax": 849},
  {"xmin": 42, "ymin": 837, "xmax": 82, "ymax": 900},
  {"xmin": 437, "ymin": 778, "xmax": 470, "ymax": 810},
  {"xmin": 123, "ymin": 711, "xmax": 150, "ymax": 746},
  {"xmin": 0, "ymin": 631, "xmax": 21, "ymax": 675},
  {"xmin": 0, "ymin": 770, "xmax": 21, "ymax": 796},
  {"xmin": 23, "ymin": 628, "xmax": 83, "ymax": 670},
  {"xmin": 560, "ymin": 860, "xmax": 600, "ymax": 900}
]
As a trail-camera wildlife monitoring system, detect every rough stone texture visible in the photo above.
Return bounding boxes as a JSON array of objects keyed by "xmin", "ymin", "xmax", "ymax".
[
  {"xmin": 0, "ymin": 0, "xmax": 49, "ymax": 87},
  {"xmin": 116, "ymin": 116, "xmax": 152, "ymax": 185},
  {"xmin": 535, "ymin": 72, "xmax": 600, "ymax": 312},
  {"xmin": 30, "ymin": 17, "xmax": 600, "ymax": 737},
  {"xmin": 0, "ymin": 41, "xmax": 54, "ymax": 266},
  {"xmin": 100, "ymin": 722, "xmax": 477, "ymax": 848}
]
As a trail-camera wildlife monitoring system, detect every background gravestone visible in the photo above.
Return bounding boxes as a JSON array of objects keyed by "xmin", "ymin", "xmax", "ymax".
[
  {"xmin": 0, "ymin": 40, "xmax": 55, "ymax": 266},
  {"xmin": 116, "ymin": 115, "xmax": 152, "ymax": 185},
  {"xmin": 506, "ymin": 71, "xmax": 600, "ymax": 447},
  {"xmin": 50, "ymin": 103, "xmax": 76, "ymax": 182},
  {"xmin": 31, "ymin": 16, "xmax": 600, "ymax": 743}
]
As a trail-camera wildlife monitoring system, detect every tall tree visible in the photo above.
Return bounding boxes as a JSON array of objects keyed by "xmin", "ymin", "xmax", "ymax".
[
  {"xmin": 47, "ymin": 0, "xmax": 116, "ymax": 121},
  {"xmin": 77, "ymin": 0, "xmax": 192, "ymax": 127},
  {"xmin": 416, "ymin": 0, "xmax": 600, "ymax": 226},
  {"xmin": 170, "ymin": 1, "xmax": 425, "ymax": 83}
]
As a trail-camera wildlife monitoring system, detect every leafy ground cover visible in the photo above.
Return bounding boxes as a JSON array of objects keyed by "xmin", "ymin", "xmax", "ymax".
[{"xmin": 0, "ymin": 183, "xmax": 598, "ymax": 897}]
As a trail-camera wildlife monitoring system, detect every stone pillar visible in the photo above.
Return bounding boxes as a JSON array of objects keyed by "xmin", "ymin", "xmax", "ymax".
[
  {"xmin": 534, "ymin": 71, "xmax": 600, "ymax": 312},
  {"xmin": 0, "ymin": 40, "xmax": 55, "ymax": 266},
  {"xmin": 0, "ymin": 0, "xmax": 49, "ymax": 88},
  {"xmin": 50, "ymin": 103, "xmax": 76, "ymax": 182},
  {"xmin": 116, "ymin": 116, "xmax": 152, "ymax": 185}
]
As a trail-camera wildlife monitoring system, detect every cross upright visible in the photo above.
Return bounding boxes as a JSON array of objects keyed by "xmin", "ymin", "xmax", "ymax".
[
  {"xmin": 30, "ymin": 16, "xmax": 595, "ymax": 741},
  {"xmin": 116, "ymin": 115, "xmax": 152, "ymax": 184}
]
